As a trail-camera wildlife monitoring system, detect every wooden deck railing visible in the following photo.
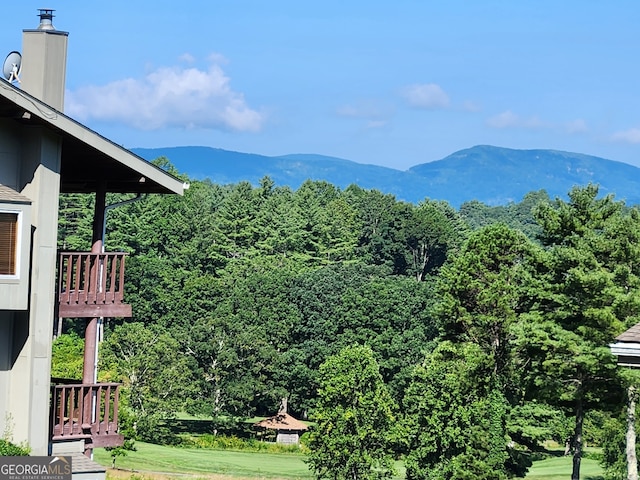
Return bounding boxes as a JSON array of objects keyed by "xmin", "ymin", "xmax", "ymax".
[
  {"xmin": 50, "ymin": 383, "xmax": 124, "ymax": 449},
  {"xmin": 58, "ymin": 252, "xmax": 132, "ymax": 318}
]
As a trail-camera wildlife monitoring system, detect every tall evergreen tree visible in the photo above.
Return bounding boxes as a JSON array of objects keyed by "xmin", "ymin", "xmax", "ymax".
[
  {"xmin": 406, "ymin": 224, "xmax": 542, "ymax": 479},
  {"xmin": 519, "ymin": 185, "xmax": 640, "ymax": 480}
]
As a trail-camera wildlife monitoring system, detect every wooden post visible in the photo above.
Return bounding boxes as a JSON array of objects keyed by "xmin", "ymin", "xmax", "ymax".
[
  {"xmin": 82, "ymin": 185, "xmax": 105, "ymax": 457},
  {"xmin": 83, "ymin": 187, "xmax": 105, "ymax": 384}
]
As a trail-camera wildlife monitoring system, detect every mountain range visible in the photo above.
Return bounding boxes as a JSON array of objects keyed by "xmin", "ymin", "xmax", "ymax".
[{"xmin": 131, "ymin": 145, "xmax": 640, "ymax": 208}]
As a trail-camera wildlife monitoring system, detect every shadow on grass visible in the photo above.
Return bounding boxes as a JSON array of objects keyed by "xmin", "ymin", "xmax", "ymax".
[
  {"xmin": 169, "ymin": 419, "xmax": 215, "ymax": 435},
  {"xmin": 168, "ymin": 418, "xmax": 257, "ymax": 439}
]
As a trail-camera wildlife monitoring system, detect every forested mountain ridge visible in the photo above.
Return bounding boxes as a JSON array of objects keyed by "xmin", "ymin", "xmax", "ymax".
[{"xmin": 132, "ymin": 144, "xmax": 640, "ymax": 207}]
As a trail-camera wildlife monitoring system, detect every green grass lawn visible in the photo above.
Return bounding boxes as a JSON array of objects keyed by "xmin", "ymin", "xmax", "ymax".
[
  {"xmin": 94, "ymin": 442, "xmax": 312, "ymax": 479},
  {"xmin": 94, "ymin": 442, "xmax": 605, "ymax": 480},
  {"xmin": 525, "ymin": 455, "xmax": 604, "ymax": 480}
]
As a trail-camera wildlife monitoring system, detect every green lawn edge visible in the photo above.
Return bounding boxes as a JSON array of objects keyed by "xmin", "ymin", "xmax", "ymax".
[
  {"xmin": 94, "ymin": 442, "xmax": 312, "ymax": 479},
  {"xmin": 94, "ymin": 442, "xmax": 606, "ymax": 480}
]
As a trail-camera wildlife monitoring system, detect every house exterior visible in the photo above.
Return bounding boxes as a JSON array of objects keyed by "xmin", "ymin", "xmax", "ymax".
[
  {"xmin": 0, "ymin": 9, "xmax": 186, "ymax": 465},
  {"xmin": 610, "ymin": 323, "xmax": 640, "ymax": 368}
]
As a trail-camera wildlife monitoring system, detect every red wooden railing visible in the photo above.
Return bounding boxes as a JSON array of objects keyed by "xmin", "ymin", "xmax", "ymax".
[
  {"xmin": 58, "ymin": 252, "xmax": 132, "ymax": 318},
  {"xmin": 50, "ymin": 383, "xmax": 124, "ymax": 449}
]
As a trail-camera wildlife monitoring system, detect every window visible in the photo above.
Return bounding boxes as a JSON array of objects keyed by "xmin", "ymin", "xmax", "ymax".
[
  {"xmin": 0, "ymin": 204, "xmax": 29, "ymax": 308},
  {"xmin": 0, "ymin": 212, "xmax": 18, "ymax": 276}
]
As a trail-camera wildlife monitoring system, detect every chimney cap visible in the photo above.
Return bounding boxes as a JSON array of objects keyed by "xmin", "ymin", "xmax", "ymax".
[{"xmin": 37, "ymin": 8, "xmax": 56, "ymax": 30}]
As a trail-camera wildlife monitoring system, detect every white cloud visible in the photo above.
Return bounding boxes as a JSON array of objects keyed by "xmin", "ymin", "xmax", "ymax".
[
  {"xmin": 336, "ymin": 104, "xmax": 367, "ymax": 118},
  {"xmin": 461, "ymin": 100, "xmax": 481, "ymax": 112},
  {"xmin": 486, "ymin": 110, "xmax": 519, "ymax": 128},
  {"xmin": 66, "ymin": 57, "xmax": 264, "ymax": 133},
  {"xmin": 336, "ymin": 100, "xmax": 393, "ymax": 129},
  {"xmin": 207, "ymin": 52, "xmax": 229, "ymax": 65},
  {"xmin": 486, "ymin": 111, "xmax": 589, "ymax": 136},
  {"xmin": 611, "ymin": 128, "xmax": 640, "ymax": 144},
  {"xmin": 401, "ymin": 83, "xmax": 450, "ymax": 109},
  {"xmin": 178, "ymin": 53, "xmax": 196, "ymax": 64},
  {"xmin": 486, "ymin": 110, "xmax": 544, "ymax": 129},
  {"xmin": 565, "ymin": 119, "xmax": 588, "ymax": 134},
  {"xmin": 336, "ymin": 100, "xmax": 392, "ymax": 119},
  {"xmin": 365, "ymin": 120, "xmax": 388, "ymax": 129}
]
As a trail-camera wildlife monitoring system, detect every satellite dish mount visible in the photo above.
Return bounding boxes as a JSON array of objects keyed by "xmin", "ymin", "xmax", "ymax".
[{"xmin": 3, "ymin": 51, "xmax": 22, "ymax": 85}]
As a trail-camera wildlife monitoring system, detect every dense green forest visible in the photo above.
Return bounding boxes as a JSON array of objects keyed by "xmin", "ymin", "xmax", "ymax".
[{"xmin": 53, "ymin": 160, "xmax": 640, "ymax": 479}]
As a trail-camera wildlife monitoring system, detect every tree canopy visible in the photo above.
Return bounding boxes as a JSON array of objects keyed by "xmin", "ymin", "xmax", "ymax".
[
  {"xmin": 307, "ymin": 345, "xmax": 397, "ymax": 480},
  {"xmin": 55, "ymin": 164, "xmax": 640, "ymax": 476}
]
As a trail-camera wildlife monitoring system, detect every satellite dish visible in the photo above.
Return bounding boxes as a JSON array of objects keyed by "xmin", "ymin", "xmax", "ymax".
[{"xmin": 2, "ymin": 51, "xmax": 22, "ymax": 83}]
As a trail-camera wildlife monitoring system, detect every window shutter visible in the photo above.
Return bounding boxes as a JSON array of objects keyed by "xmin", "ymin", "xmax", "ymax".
[{"xmin": 0, "ymin": 213, "xmax": 18, "ymax": 275}]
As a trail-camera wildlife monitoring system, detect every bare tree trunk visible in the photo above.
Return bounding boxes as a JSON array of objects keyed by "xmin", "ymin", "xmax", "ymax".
[
  {"xmin": 628, "ymin": 386, "xmax": 638, "ymax": 480},
  {"xmin": 564, "ymin": 437, "xmax": 571, "ymax": 456},
  {"xmin": 571, "ymin": 398, "xmax": 584, "ymax": 480}
]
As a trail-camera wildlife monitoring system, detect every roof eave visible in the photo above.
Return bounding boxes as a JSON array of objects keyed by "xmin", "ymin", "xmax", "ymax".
[{"xmin": 0, "ymin": 79, "xmax": 186, "ymax": 195}]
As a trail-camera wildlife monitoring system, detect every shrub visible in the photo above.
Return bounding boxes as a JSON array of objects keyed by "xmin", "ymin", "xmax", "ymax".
[
  {"xmin": 135, "ymin": 413, "xmax": 178, "ymax": 445},
  {"xmin": 0, "ymin": 439, "xmax": 30, "ymax": 456},
  {"xmin": 181, "ymin": 434, "xmax": 304, "ymax": 454}
]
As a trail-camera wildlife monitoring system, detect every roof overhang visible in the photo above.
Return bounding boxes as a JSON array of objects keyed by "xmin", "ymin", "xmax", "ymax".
[
  {"xmin": 0, "ymin": 79, "xmax": 186, "ymax": 195},
  {"xmin": 610, "ymin": 342, "xmax": 640, "ymax": 368},
  {"xmin": 254, "ymin": 413, "xmax": 309, "ymax": 431}
]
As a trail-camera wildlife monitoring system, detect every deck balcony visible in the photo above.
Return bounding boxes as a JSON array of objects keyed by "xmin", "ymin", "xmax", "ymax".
[
  {"xmin": 50, "ymin": 382, "xmax": 124, "ymax": 450},
  {"xmin": 58, "ymin": 252, "xmax": 132, "ymax": 319}
]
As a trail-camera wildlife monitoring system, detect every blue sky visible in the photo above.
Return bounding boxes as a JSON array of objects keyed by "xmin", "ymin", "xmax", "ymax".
[{"xmin": 2, "ymin": 2, "xmax": 640, "ymax": 170}]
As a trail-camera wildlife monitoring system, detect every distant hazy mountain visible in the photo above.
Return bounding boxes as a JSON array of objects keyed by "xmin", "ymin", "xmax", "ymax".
[{"xmin": 132, "ymin": 145, "xmax": 640, "ymax": 207}]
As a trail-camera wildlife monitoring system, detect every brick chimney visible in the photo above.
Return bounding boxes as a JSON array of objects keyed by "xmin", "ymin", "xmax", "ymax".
[{"xmin": 21, "ymin": 9, "xmax": 68, "ymax": 111}]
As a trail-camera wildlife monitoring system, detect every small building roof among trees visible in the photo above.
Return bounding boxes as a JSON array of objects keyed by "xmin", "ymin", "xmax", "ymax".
[
  {"xmin": 254, "ymin": 412, "xmax": 308, "ymax": 432},
  {"xmin": 615, "ymin": 323, "xmax": 640, "ymax": 343},
  {"xmin": 254, "ymin": 398, "xmax": 309, "ymax": 432}
]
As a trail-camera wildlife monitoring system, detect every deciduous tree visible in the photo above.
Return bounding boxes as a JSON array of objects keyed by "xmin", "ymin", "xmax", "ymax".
[
  {"xmin": 100, "ymin": 322, "xmax": 192, "ymax": 442},
  {"xmin": 307, "ymin": 345, "xmax": 397, "ymax": 480},
  {"xmin": 404, "ymin": 341, "xmax": 502, "ymax": 480}
]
